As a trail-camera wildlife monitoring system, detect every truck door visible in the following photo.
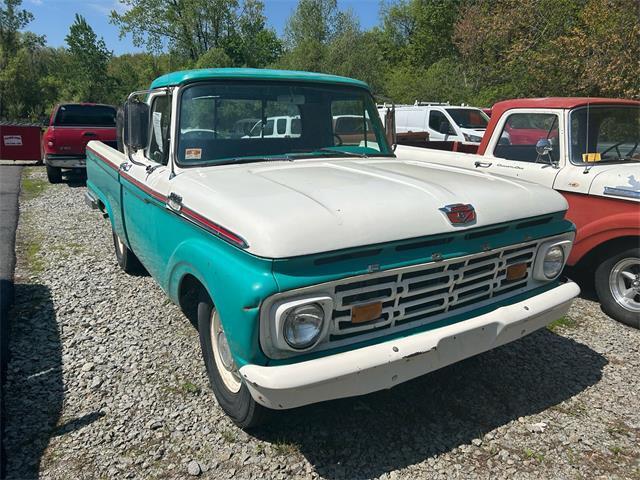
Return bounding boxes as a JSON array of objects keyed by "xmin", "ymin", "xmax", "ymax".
[
  {"xmin": 119, "ymin": 93, "xmax": 173, "ymax": 278},
  {"xmin": 478, "ymin": 109, "xmax": 564, "ymax": 188}
]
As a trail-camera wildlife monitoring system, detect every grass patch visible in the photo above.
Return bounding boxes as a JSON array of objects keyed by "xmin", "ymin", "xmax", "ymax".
[
  {"xmin": 180, "ymin": 381, "xmax": 201, "ymax": 395},
  {"xmin": 523, "ymin": 448, "xmax": 545, "ymax": 462},
  {"xmin": 23, "ymin": 235, "xmax": 45, "ymax": 274},
  {"xmin": 272, "ymin": 440, "xmax": 299, "ymax": 457},
  {"xmin": 547, "ymin": 316, "xmax": 578, "ymax": 332},
  {"xmin": 21, "ymin": 168, "xmax": 50, "ymax": 201}
]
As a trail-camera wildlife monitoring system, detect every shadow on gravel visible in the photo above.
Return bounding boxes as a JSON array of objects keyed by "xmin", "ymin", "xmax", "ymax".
[
  {"xmin": 63, "ymin": 171, "xmax": 87, "ymax": 188},
  {"xmin": 3, "ymin": 283, "xmax": 102, "ymax": 479},
  {"xmin": 255, "ymin": 330, "xmax": 607, "ymax": 480}
]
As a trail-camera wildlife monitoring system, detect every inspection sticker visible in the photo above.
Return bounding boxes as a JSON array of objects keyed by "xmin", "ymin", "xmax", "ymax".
[
  {"xmin": 3, "ymin": 135, "xmax": 22, "ymax": 146},
  {"xmin": 185, "ymin": 148, "xmax": 202, "ymax": 160}
]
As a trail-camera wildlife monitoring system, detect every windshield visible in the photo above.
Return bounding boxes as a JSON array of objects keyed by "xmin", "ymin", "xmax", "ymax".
[
  {"xmin": 570, "ymin": 105, "xmax": 640, "ymax": 164},
  {"xmin": 445, "ymin": 108, "xmax": 488, "ymax": 129},
  {"xmin": 54, "ymin": 104, "xmax": 116, "ymax": 127},
  {"xmin": 177, "ymin": 82, "xmax": 392, "ymax": 166}
]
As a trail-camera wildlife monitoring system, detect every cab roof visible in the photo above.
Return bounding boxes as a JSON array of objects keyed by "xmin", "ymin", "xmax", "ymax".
[
  {"xmin": 150, "ymin": 68, "xmax": 370, "ymax": 90},
  {"xmin": 491, "ymin": 97, "xmax": 639, "ymax": 115}
]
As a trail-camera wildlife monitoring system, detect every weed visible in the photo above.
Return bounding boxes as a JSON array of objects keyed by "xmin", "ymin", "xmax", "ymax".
[
  {"xmin": 547, "ymin": 316, "xmax": 578, "ymax": 332},
  {"xmin": 523, "ymin": 448, "xmax": 545, "ymax": 462},
  {"xmin": 221, "ymin": 429, "xmax": 236, "ymax": 443},
  {"xmin": 609, "ymin": 445, "xmax": 624, "ymax": 456},
  {"xmin": 272, "ymin": 440, "xmax": 299, "ymax": 457},
  {"xmin": 181, "ymin": 381, "xmax": 201, "ymax": 395}
]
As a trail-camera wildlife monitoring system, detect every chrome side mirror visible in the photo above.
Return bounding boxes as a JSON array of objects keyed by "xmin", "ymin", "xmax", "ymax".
[{"xmin": 536, "ymin": 138, "xmax": 553, "ymax": 156}]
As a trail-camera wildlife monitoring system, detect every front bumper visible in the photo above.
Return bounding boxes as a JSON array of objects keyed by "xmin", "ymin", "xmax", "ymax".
[
  {"xmin": 45, "ymin": 154, "xmax": 86, "ymax": 169},
  {"xmin": 240, "ymin": 281, "xmax": 579, "ymax": 410}
]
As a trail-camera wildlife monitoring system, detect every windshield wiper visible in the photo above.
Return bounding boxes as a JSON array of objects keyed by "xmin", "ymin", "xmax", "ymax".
[
  {"xmin": 313, "ymin": 148, "xmax": 369, "ymax": 158},
  {"xmin": 213, "ymin": 156, "xmax": 294, "ymax": 166}
]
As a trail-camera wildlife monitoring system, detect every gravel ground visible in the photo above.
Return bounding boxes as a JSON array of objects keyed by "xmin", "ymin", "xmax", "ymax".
[{"xmin": 4, "ymin": 167, "xmax": 640, "ymax": 480}]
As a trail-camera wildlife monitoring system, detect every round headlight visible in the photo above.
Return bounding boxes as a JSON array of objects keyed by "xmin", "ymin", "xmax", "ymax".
[
  {"xmin": 543, "ymin": 245, "xmax": 565, "ymax": 278},
  {"xmin": 283, "ymin": 303, "xmax": 325, "ymax": 349}
]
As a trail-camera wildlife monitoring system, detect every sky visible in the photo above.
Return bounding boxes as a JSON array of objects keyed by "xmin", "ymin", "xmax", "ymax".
[{"xmin": 23, "ymin": 0, "xmax": 386, "ymax": 55}]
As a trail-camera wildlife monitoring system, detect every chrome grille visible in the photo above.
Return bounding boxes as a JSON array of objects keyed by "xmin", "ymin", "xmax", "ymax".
[{"xmin": 328, "ymin": 240, "xmax": 539, "ymax": 342}]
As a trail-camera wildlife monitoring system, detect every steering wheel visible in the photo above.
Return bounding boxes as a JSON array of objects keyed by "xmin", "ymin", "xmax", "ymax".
[
  {"xmin": 333, "ymin": 133, "xmax": 343, "ymax": 146},
  {"xmin": 600, "ymin": 142, "xmax": 626, "ymax": 158}
]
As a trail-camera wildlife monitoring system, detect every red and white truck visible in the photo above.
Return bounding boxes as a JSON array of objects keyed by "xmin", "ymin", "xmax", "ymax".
[
  {"xmin": 43, "ymin": 103, "xmax": 117, "ymax": 183},
  {"xmin": 395, "ymin": 98, "xmax": 640, "ymax": 328}
]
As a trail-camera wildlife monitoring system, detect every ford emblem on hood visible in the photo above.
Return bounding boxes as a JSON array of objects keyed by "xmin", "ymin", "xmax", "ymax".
[{"xmin": 440, "ymin": 203, "xmax": 476, "ymax": 225}]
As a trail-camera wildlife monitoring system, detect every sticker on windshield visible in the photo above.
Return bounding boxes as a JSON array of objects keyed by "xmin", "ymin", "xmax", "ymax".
[
  {"xmin": 185, "ymin": 148, "xmax": 202, "ymax": 160},
  {"xmin": 152, "ymin": 112, "xmax": 163, "ymax": 152},
  {"xmin": 582, "ymin": 153, "xmax": 601, "ymax": 162}
]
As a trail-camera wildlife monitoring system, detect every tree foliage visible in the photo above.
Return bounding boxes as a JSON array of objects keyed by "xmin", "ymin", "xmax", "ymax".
[
  {"xmin": 110, "ymin": 0, "xmax": 281, "ymax": 66},
  {"xmin": 1, "ymin": 0, "xmax": 638, "ymax": 122}
]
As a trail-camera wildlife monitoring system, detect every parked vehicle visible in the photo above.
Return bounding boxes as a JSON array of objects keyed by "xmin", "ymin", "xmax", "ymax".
[
  {"xmin": 244, "ymin": 116, "xmax": 301, "ymax": 138},
  {"xmin": 378, "ymin": 103, "xmax": 489, "ymax": 146},
  {"xmin": 395, "ymin": 97, "xmax": 640, "ymax": 328},
  {"xmin": 85, "ymin": 69, "xmax": 579, "ymax": 427},
  {"xmin": 42, "ymin": 103, "xmax": 117, "ymax": 183}
]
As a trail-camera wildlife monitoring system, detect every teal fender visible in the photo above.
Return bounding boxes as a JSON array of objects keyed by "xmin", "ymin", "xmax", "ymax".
[{"xmin": 161, "ymin": 237, "xmax": 278, "ymax": 369}]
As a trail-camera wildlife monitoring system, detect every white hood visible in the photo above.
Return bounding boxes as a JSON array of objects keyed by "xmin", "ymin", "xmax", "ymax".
[
  {"xmin": 588, "ymin": 163, "xmax": 640, "ymax": 201},
  {"xmin": 172, "ymin": 157, "xmax": 568, "ymax": 258}
]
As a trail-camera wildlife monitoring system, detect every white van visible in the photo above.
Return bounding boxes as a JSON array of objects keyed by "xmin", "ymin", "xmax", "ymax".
[
  {"xmin": 378, "ymin": 103, "xmax": 489, "ymax": 145},
  {"xmin": 245, "ymin": 116, "xmax": 301, "ymax": 138}
]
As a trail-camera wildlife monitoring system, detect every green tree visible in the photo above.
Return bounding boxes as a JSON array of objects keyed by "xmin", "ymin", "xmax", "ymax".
[
  {"xmin": 64, "ymin": 14, "xmax": 113, "ymax": 102},
  {"xmin": 0, "ymin": 0, "xmax": 35, "ymax": 117},
  {"xmin": 111, "ymin": 0, "xmax": 281, "ymax": 66}
]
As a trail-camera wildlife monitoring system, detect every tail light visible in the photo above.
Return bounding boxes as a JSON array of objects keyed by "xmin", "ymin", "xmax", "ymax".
[{"xmin": 44, "ymin": 128, "xmax": 55, "ymax": 149}]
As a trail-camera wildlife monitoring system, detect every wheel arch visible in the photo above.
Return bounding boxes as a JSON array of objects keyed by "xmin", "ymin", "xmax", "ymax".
[{"xmin": 574, "ymin": 235, "xmax": 639, "ymax": 271}]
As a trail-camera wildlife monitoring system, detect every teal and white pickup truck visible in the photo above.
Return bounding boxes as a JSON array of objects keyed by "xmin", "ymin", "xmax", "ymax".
[{"xmin": 85, "ymin": 68, "xmax": 579, "ymax": 428}]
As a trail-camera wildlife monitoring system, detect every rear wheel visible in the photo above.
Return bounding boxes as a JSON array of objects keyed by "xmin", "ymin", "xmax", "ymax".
[
  {"xmin": 46, "ymin": 165, "xmax": 62, "ymax": 184},
  {"xmin": 112, "ymin": 230, "xmax": 143, "ymax": 274},
  {"xmin": 594, "ymin": 247, "xmax": 640, "ymax": 329},
  {"xmin": 197, "ymin": 297, "xmax": 268, "ymax": 429}
]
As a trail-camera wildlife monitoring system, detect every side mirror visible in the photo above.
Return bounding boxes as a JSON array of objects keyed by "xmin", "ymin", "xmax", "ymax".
[
  {"xmin": 535, "ymin": 138, "xmax": 553, "ymax": 156},
  {"xmin": 439, "ymin": 121, "xmax": 452, "ymax": 135},
  {"xmin": 124, "ymin": 100, "xmax": 149, "ymax": 151}
]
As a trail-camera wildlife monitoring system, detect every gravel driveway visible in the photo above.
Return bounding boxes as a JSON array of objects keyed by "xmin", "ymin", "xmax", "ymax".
[{"xmin": 4, "ymin": 167, "xmax": 640, "ymax": 480}]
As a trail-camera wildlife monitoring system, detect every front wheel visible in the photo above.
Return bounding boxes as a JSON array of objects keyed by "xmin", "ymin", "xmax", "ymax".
[
  {"xmin": 197, "ymin": 297, "xmax": 268, "ymax": 428},
  {"xmin": 594, "ymin": 247, "xmax": 640, "ymax": 329}
]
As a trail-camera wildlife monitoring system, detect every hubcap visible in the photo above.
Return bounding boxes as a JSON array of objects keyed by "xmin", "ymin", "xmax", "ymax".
[
  {"xmin": 210, "ymin": 310, "xmax": 242, "ymax": 393},
  {"xmin": 609, "ymin": 257, "xmax": 640, "ymax": 313}
]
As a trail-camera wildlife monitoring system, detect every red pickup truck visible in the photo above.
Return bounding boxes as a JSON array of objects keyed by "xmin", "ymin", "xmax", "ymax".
[
  {"xmin": 396, "ymin": 98, "xmax": 640, "ymax": 328},
  {"xmin": 43, "ymin": 103, "xmax": 117, "ymax": 183}
]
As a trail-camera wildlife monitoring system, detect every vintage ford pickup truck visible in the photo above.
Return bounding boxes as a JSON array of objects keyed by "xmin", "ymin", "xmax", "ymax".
[
  {"xmin": 85, "ymin": 69, "xmax": 579, "ymax": 427},
  {"xmin": 395, "ymin": 98, "xmax": 639, "ymax": 329}
]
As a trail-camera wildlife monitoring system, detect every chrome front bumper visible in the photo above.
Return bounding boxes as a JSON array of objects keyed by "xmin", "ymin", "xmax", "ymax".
[{"xmin": 240, "ymin": 281, "xmax": 580, "ymax": 410}]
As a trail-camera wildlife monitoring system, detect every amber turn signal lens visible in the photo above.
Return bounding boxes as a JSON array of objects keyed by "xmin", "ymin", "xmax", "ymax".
[
  {"xmin": 351, "ymin": 302, "xmax": 382, "ymax": 324},
  {"xmin": 506, "ymin": 263, "xmax": 527, "ymax": 281}
]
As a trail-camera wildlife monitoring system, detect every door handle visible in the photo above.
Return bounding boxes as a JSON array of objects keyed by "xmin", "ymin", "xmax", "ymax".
[
  {"xmin": 474, "ymin": 161, "xmax": 492, "ymax": 168},
  {"xmin": 83, "ymin": 131, "xmax": 97, "ymax": 137},
  {"xmin": 167, "ymin": 192, "xmax": 183, "ymax": 212}
]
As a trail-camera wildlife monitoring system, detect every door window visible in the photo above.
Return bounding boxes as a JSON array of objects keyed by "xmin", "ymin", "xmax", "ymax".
[
  {"xmin": 494, "ymin": 112, "xmax": 559, "ymax": 163},
  {"xmin": 429, "ymin": 110, "xmax": 453, "ymax": 134},
  {"xmin": 147, "ymin": 95, "xmax": 172, "ymax": 165}
]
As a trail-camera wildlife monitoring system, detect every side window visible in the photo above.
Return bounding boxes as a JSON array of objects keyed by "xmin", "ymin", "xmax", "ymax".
[
  {"xmin": 276, "ymin": 118, "xmax": 286, "ymax": 135},
  {"xmin": 147, "ymin": 95, "xmax": 172, "ymax": 165},
  {"xmin": 494, "ymin": 113, "xmax": 559, "ymax": 163},
  {"xmin": 429, "ymin": 110, "xmax": 452, "ymax": 134}
]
